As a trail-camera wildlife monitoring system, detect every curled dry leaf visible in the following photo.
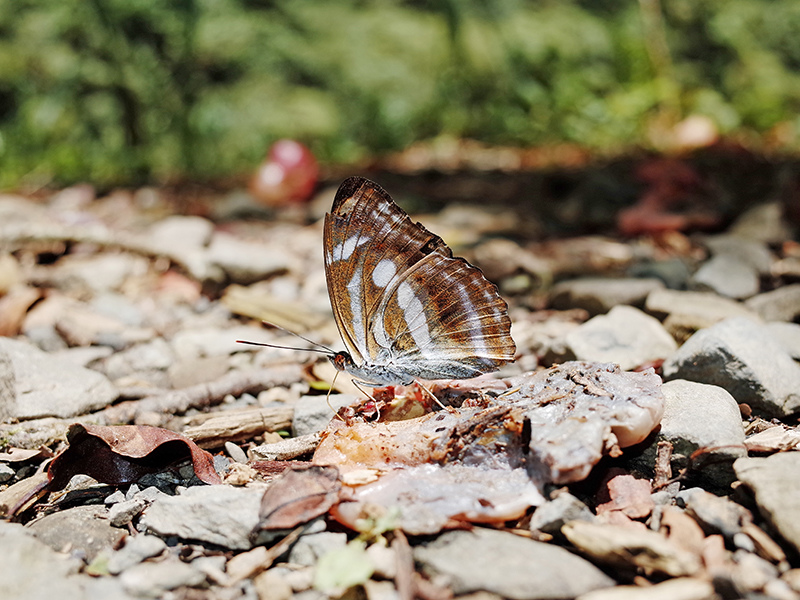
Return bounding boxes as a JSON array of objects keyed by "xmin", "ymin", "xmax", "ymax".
[
  {"xmin": 47, "ymin": 423, "xmax": 221, "ymax": 490},
  {"xmin": 255, "ymin": 464, "xmax": 341, "ymax": 531},
  {"xmin": 314, "ymin": 362, "xmax": 664, "ymax": 534}
]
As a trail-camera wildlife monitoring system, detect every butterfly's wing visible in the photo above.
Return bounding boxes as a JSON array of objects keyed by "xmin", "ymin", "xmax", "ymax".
[{"xmin": 324, "ymin": 177, "xmax": 515, "ymax": 382}]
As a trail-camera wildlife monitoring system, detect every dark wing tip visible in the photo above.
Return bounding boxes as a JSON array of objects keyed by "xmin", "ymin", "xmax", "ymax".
[{"xmin": 332, "ymin": 176, "xmax": 394, "ymax": 214}]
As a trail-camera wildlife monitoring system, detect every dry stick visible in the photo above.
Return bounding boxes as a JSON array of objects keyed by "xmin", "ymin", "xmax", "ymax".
[
  {"xmin": 0, "ymin": 364, "xmax": 305, "ymax": 448},
  {"xmin": 103, "ymin": 364, "xmax": 305, "ymax": 425}
]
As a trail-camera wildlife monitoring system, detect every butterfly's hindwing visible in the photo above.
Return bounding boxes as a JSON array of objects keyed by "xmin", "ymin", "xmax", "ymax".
[{"xmin": 324, "ymin": 177, "xmax": 516, "ymax": 385}]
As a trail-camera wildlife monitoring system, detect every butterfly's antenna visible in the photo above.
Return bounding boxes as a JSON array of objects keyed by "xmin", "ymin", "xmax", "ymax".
[
  {"xmin": 235, "ymin": 339, "xmax": 334, "ymax": 355},
  {"xmin": 260, "ymin": 321, "xmax": 336, "ymax": 354},
  {"xmin": 415, "ymin": 380, "xmax": 453, "ymax": 413},
  {"xmin": 327, "ymin": 370, "xmax": 346, "ymax": 422}
]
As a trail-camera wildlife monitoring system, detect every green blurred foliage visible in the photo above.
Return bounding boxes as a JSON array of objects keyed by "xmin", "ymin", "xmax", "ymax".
[{"xmin": 0, "ymin": 0, "xmax": 798, "ymax": 186}]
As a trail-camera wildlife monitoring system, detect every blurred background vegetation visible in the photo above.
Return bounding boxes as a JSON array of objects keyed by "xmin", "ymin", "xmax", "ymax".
[{"xmin": 1, "ymin": 0, "xmax": 799, "ymax": 188}]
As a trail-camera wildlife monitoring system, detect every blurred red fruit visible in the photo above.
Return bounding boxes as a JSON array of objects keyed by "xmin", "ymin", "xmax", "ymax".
[{"xmin": 249, "ymin": 139, "xmax": 319, "ymax": 207}]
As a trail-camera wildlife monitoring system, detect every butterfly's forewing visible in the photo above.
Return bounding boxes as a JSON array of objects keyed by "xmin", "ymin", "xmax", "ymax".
[{"xmin": 324, "ymin": 177, "xmax": 515, "ymax": 383}]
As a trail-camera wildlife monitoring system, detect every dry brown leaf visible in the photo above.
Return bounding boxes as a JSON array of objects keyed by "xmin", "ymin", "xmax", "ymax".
[
  {"xmin": 47, "ymin": 423, "xmax": 221, "ymax": 490},
  {"xmin": 255, "ymin": 464, "xmax": 341, "ymax": 530}
]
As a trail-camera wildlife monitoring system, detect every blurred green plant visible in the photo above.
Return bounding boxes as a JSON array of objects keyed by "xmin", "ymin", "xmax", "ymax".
[{"xmin": 0, "ymin": 0, "xmax": 798, "ymax": 187}]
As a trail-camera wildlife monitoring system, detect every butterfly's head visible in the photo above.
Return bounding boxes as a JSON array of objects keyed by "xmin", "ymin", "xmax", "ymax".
[{"xmin": 329, "ymin": 351, "xmax": 355, "ymax": 374}]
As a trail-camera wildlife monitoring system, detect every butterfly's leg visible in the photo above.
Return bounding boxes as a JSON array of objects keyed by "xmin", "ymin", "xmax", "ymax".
[
  {"xmin": 415, "ymin": 380, "xmax": 455, "ymax": 413},
  {"xmin": 350, "ymin": 378, "xmax": 376, "ymax": 401}
]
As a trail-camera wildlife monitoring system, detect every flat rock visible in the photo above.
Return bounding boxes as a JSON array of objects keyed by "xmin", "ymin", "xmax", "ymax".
[
  {"xmin": 0, "ymin": 521, "xmax": 133, "ymax": 600},
  {"xmin": 703, "ymin": 234, "xmax": 773, "ymax": 274},
  {"xmin": 119, "ymin": 557, "xmax": 206, "ymax": 596},
  {"xmin": 662, "ymin": 317, "xmax": 800, "ymax": 416},
  {"xmin": 745, "ymin": 284, "xmax": 800, "ymax": 322},
  {"xmin": 529, "ymin": 492, "xmax": 596, "ymax": 536},
  {"xmin": 27, "ymin": 505, "xmax": 127, "ymax": 561},
  {"xmin": 293, "ymin": 394, "xmax": 359, "ymax": 436},
  {"xmin": 207, "ymin": 232, "xmax": 293, "ymax": 284},
  {"xmin": 414, "ymin": 528, "xmax": 614, "ymax": 600},
  {"xmin": 676, "ymin": 487, "xmax": 752, "ymax": 540},
  {"xmin": 728, "ymin": 201, "xmax": 793, "ymax": 244},
  {"xmin": 288, "ymin": 531, "xmax": 348, "ymax": 566},
  {"xmin": 564, "ymin": 305, "xmax": 677, "ymax": 370},
  {"xmin": 107, "ymin": 534, "xmax": 167, "ymax": 574},
  {"xmin": 170, "ymin": 325, "xmax": 278, "ymax": 361},
  {"xmin": 0, "ymin": 337, "xmax": 118, "ymax": 419},
  {"xmin": 655, "ymin": 380, "xmax": 746, "ymax": 488},
  {"xmin": 549, "ymin": 278, "xmax": 664, "ymax": 316},
  {"xmin": 735, "ymin": 452, "xmax": 800, "ymax": 555},
  {"xmin": 645, "ymin": 289, "xmax": 756, "ymax": 339},
  {"xmin": 577, "ymin": 577, "xmax": 716, "ymax": 600},
  {"xmin": 101, "ymin": 338, "xmax": 175, "ymax": 384},
  {"xmin": 690, "ymin": 254, "xmax": 760, "ymax": 299},
  {"xmin": 141, "ymin": 484, "xmax": 264, "ymax": 550}
]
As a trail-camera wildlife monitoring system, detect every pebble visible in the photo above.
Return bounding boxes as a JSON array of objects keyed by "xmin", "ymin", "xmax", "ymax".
[
  {"xmin": 119, "ymin": 557, "xmax": 207, "ymax": 596},
  {"xmin": 644, "ymin": 288, "xmax": 757, "ymax": 338},
  {"xmin": 288, "ymin": 531, "xmax": 349, "ymax": 566},
  {"xmin": 0, "ymin": 337, "xmax": 118, "ymax": 419},
  {"xmin": 0, "ymin": 462, "xmax": 15, "ymax": 482},
  {"xmin": 728, "ymin": 200, "xmax": 793, "ymax": 244},
  {"xmin": 207, "ymin": 232, "xmax": 294, "ymax": 284},
  {"xmin": 676, "ymin": 488, "xmax": 752, "ymax": 539},
  {"xmin": 109, "ymin": 497, "xmax": 147, "ymax": 527},
  {"xmin": 27, "ymin": 505, "xmax": 127, "ymax": 562},
  {"xmin": 225, "ymin": 441, "xmax": 249, "ymax": 463},
  {"xmin": 690, "ymin": 253, "xmax": 760, "ymax": 299},
  {"xmin": 101, "ymin": 337, "xmax": 175, "ymax": 385},
  {"xmin": 654, "ymin": 380, "xmax": 746, "ymax": 488},
  {"xmin": 735, "ymin": 452, "xmax": 800, "ymax": 555},
  {"xmin": 745, "ymin": 284, "xmax": 800, "ymax": 322},
  {"xmin": 414, "ymin": 528, "xmax": 614, "ymax": 600},
  {"xmin": 253, "ymin": 569, "xmax": 293, "ymax": 600},
  {"xmin": 107, "ymin": 534, "xmax": 167, "ymax": 575},
  {"xmin": 141, "ymin": 484, "xmax": 264, "ymax": 550},
  {"xmin": 529, "ymin": 491, "xmax": 596, "ymax": 536},
  {"xmin": 563, "ymin": 305, "xmax": 677, "ymax": 370},
  {"xmin": 662, "ymin": 317, "xmax": 800, "ymax": 417},
  {"xmin": 576, "ymin": 577, "xmax": 716, "ymax": 600},
  {"xmin": 549, "ymin": 277, "xmax": 664, "ymax": 316},
  {"xmin": 292, "ymin": 394, "xmax": 359, "ymax": 436}
]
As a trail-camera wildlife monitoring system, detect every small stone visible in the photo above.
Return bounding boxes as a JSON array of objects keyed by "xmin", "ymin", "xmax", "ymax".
[
  {"xmin": 549, "ymin": 278, "xmax": 664, "ymax": 316},
  {"xmin": 690, "ymin": 254, "xmax": 760, "ymax": 299},
  {"xmin": 109, "ymin": 498, "xmax": 147, "ymax": 527},
  {"xmin": 529, "ymin": 492, "xmax": 596, "ymax": 535},
  {"xmin": 102, "ymin": 338, "xmax": 175, "ymax": 383},
  {"xmin": 253, "ymin": 569, "xmax": 293, "ymax": 600},
  {"xmin": 107, "ymin": 534, "xmax": 167, "ymax": 575},
  {"xmin": 141, "ymin": 484, "xmax": 263, "ymax": 550},
  {"xmin": 293, "ymin": 395, "xmax": 358, "ymax": 436},
  {"xmin": 207, "ymin": 232, "xmax": 293, "ymax": 284},
  {"xmin": 288, "ymin": 531, "xmax": 348, "ymax": 567},
  {"xmin": 628, "ymin": 258, "xmax": 691, "ymax": 290},
  {"xmin": 227, "ymin": 546, "xmax": 272, "ymax": 583},
  {"xmin": 0, "ymin": 337, "xmax": 118, "ymax": 419},
  {"xmin": 645, "ymin": 288, "xmax": 756, "ymax": 336},
  {"xmin": 0, "ymin": 463, "xmax": 15, "ymax": 482},
  {"xmin": 225, "ymin": 441, "xmax": 249, "ymax": 464},
  {"xmin": 576, "ymin": 577, "xmax": 716, "ymax": 600},
  {"xmin": 676, "ymin": 488, "xmax": 752, "ymax": 539},
  {"xmin": 703, "ymin": 235, "xmax": 773, "ymax": 274},
  {"xmin": 735, "ymin": 452, "xmax": 800, "ymax": 555},
  {"xmin": 662, "ymin": 317, "xmax": 800, "ymax": 417},
  {"xmin": 27, "ymin": 505, "xmax": 127, "ymax": 562},
  {"xmin": 746, "ymin": 284, "xmax": 800, "ymax": 322},
  {"xmin": 564, "ymin": 305, "xmax": 677, "ymax": 371},
  {"xmin": 728, "ymin": 201, "xmax": 792, "ymax": 244},
  {"xmin": 366, "ymin": 543, "xmax": 397, "ymax": 579},
  {"xmin": 415, "ymin": 528, "xmax": 614, "ymax": 600},
  {"xmin": 363, "ymin": 580, "xmax": 401, "ymax": 600},
  {"xmin": 119, "ymin": 557, "xmax": 206, "ymax": 596}
]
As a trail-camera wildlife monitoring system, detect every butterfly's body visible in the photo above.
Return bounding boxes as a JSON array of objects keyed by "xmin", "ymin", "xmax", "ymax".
[{"xmin": 324, "ymin": 177, "xmax": 516, "ymax": 386}]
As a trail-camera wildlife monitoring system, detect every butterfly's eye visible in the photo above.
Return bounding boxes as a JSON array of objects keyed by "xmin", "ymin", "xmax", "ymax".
[{"xmin": 330, "ymin": 352, "xmax": 353, "ymax": 372}]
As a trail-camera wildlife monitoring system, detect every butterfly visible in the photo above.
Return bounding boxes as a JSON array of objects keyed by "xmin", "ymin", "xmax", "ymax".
[{"xmin": 324, "ymin": 176, "xmax": 516, "ymax": 386}]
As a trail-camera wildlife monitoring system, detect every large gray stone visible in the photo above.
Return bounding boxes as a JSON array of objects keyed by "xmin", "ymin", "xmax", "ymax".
[
  {"xmin": 745, "ymin": 284, "xmax": 800, "ymax": 322},
  {"xmin": 27, "ymin": 505, "xmax": 127, "ymax": 561},
  {"xmin": 415, "ymin": 528, "xmax": 614, "ymax": 600},
  {"xmin": 0, "ymin": 337, "xmax": 118, "ymax": 420},
  {"xmin": 564, "ymin": 305, "xmax": 677, "ymax": 371},
  {"xmin": 662, "ymin": 317, "xmax": 800, "ymax": 417},
  {"xmin": 141, "ymin": 484, "xmax": 263, "ymax": 550},
  {"xmin": 656, "ymin": 380, "xmax": 746, "ymax": 487},
  {"xmin": 735, "ymin": 452, "xmax": 800, "ymax": 555}
]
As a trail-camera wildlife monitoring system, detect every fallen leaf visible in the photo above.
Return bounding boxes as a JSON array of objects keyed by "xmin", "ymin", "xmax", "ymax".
[
  {"xmin": 47, "ymin": 423, "xmax": 221, "ymax": 490},
  {"xmin": 255, "ymin": 464, "xmax": 341, "ymax": 530}
]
